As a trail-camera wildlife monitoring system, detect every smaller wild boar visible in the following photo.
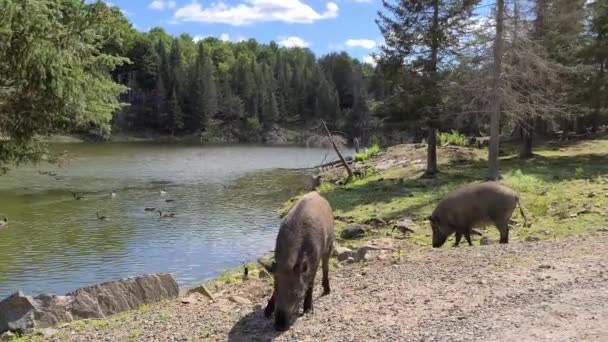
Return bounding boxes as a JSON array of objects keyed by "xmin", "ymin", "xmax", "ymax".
[
  {"xmin": 428, "ymin": 181, "xmax": 527, "ymax": 248},
  {"xmin": 262, "ymin": 191, "xmax": 335, "ymax": 331}
]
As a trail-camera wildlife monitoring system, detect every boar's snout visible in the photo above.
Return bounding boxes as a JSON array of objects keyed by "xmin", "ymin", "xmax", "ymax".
[
  {"xmin": 274, "ymin": 310, "xmax": 291, "ymax": 331},
  {"xmin": 432, "ymin": 231, "xmax": 448, "ymax": 248}
]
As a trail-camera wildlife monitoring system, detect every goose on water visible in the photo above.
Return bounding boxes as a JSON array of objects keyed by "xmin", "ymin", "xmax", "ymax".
[
  {"xmin": 96, "ymin": 212, "xmax": 108, "ymax": 221},
  {"xmin": 157, "ymin": 210, "xmax": 175, "ymax": 218},
  {"xmin": 72, "ymin": 192, "xmax": 84, "ymax": 200},
  {"xmin": 0, "ymin": 216, "xmax": 7, "ymax": 227}
]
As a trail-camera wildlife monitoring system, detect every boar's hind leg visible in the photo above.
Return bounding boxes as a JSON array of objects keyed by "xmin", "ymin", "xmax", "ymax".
[
  {"xmin": 497, "ymin": 218, "xmax": 509, "ymax": 244},
  {"xmin": 322, "ymin": 249, "xmax": 331, "ymax": 295},
  {"xmin": 303, "ymin": 285, "xmax": 314, "ymax": 314},
  {"xmin": 264, "ymin": 291, "xmax": 276, "ymax": 318},
  {"xmin": 453, "ymin": 233, "xmax": 463, "ymax": 247}
]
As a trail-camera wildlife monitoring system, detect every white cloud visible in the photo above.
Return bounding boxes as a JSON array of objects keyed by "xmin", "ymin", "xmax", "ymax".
[
  {"xmin": 278, "ymin": 36, "xmax": 310, "ymax": 48},
  {"xmin": 362, "ymin": 55, "xmax": 377, "ymax": 67},
  {"xmin": 173, "ymin": 0, "xmax": 339, "ymax": 26},
  {"xmin": 353, "ymin": 0, "xmax": 371, "ymax": 3},
  {"xmin": 193, "ymin": 35, "xmax": 209, "ymax": 42},
  {"xmin": 345, "ymin": 38, "xmax": 376, "ymax": 49},
  {"xmin": 220, "ymin": 33, "xmax": 231, "ymax": 42},
  {"xmin": 148, "ymin": 0, "xmax": 176, "ymax": 10}
]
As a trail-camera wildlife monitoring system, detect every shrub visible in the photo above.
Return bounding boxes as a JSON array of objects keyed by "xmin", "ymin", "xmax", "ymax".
[
  {"xmin": 354, "ymin": 144, "xmax": 381, "ymax": 162},
  {"xmin": 438, "ymin": 130, "xmax": 467, "ymax": 147}
]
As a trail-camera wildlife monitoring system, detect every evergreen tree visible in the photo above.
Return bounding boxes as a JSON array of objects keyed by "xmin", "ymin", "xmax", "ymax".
[{"xmin": 377, "ymin": 0, "xmax": 479, "ymax": 176}]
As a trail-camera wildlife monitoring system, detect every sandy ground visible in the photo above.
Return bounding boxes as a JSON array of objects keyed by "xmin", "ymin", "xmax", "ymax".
[{"xmin": 49, "ymin": 233, "xmax": 608, "ymax": 342}]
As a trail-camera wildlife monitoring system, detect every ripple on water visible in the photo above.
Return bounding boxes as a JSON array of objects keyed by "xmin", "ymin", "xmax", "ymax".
[{"xmin": 0, "ymin": 144, "xmax": 347, "ymax": 297}]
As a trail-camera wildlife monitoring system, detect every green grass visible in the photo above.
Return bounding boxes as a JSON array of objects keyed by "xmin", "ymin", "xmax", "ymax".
[{"xmin": 315, "ymin": 138, "xmax": 608, "ymax": 248}]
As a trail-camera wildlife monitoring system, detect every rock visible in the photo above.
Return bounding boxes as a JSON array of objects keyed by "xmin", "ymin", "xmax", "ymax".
[
  {"xmin": 538, "ymin": 264, "xmax": 552, "ymax": 269},
  {"xmin": 189, "ymin": 284, "xmax": 215, "ymax": 301},
  {"xmin": 0, "ymin": 291, "xmax": 36, "ymax": 334},
  {"xmin": 68, "ymin": 273, "xmax": 179, "ymax": 320},
  {"xmin": 354, "ymin": 239, "xmax": 395, "ymax": 262},
  {"xmin": 480, "ymin": 237, "xmax": 491, "ymax": 245},
  {"xmin": 0, "ymin": 331, "xmax": 15, "ymax": 341},
  {"xmin": 344, "ymin": 257, "xmax": 356, "ymax": 264},
  {"xmin": 333, "ymin": 246, "xmax": 354, "ymax": 262},
  {"xmin": 340, "ymin": 225, "xmax": 367, "ymax": 240},
  {"xmin": 0, "ymin": 273, "xmax": 179, "ymax": 334},
  {"xmin": 597, "ymin": 228, "xmax": 608, "ymax": 233},
  {"xmin": 394, "ymin": 218, "xmax": 416, "ymax": 235},
  {"xmin": 525, "ymin": 236, "xmax": 541, "ymax": 242},
  {"xmin": 263, "ymin": 125, "xmax": 288, "ymax": 145},
  {"xmin": 39, "ymin": 327, "xmax": 58, "ymax": 338},
  {"xmin": 228, "ymin": 296, "xmax": 251, "ymax": 305},
  {"xmin": 364, "ymin": 217, "xmax": 387, "ymax": 227},
  {"xmin": 588, "ymin": 192, "xmax": 596, "ymax": 198}
]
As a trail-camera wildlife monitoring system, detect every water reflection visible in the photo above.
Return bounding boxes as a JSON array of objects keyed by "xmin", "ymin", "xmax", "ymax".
[{"xmin": 0, "ymin": 143, "xmax": 344, "ymax": 297}]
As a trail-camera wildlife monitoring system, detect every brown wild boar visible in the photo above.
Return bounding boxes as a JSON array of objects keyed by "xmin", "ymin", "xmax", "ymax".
[
  {"xmin": 428, "ymin": 181, "xmax": 527, "ymax": 248},
  {"xmin": 262, "ymin": 191, "xmax": 335, "ymax": 331}
]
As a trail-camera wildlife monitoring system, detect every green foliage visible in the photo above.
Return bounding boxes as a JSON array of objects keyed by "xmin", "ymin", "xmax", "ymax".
[
  {"xmin": 438, "ymin": 130, "xmax": 467, "ymax": 147},
  {"xmin": 0, "ymin": 0, "xmax": 128, "ymax": 167},
  {"xmin": 354, "ymin": 144, "xmax": 381, "ymax": 162}
]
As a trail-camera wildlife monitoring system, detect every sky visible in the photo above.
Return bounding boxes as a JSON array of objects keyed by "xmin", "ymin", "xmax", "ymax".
[{"xmin": 100, "ymin": 0, "xmax": 492, "ymax": 65}]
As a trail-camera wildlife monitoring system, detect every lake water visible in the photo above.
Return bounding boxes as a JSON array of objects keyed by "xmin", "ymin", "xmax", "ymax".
[{"xmin": 0, "ymin": 143, "xmax": 343, "ymax": 298}]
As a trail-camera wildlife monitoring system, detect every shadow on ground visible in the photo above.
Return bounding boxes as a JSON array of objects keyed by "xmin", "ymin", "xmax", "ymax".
[{"xmin": 228, "ymin": 306, "xmax": 283, "ymax": 342}]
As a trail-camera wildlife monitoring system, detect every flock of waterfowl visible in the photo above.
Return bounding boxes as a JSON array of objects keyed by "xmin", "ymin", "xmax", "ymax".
[
  {"xmin": 0, "ymin": 171, "xmax": 180, "ymax": 230},
  {"xmin": 81, "ymin": 189, "xmax": 178, "ymax": 222}
]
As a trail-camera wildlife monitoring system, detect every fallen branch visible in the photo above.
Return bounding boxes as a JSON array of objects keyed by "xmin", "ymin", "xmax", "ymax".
[{"xmin": 322, "ymin": 120, "xmax": 353, "ymax": 183}]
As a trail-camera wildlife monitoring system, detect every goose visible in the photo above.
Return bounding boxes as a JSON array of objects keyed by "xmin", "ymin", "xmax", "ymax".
[
  {"xmin": 165, "ymin": 199, "xmax": 175, "ymax": 203},
  {"xmin": 0, "ymin": 216, "xmax": 7, "ymax": 227},
  {"xmin": 96, "ymin": 212, "xmax": 108, "ymax": 221},
  {"xmin": 110, "ymin": 191, "xmax": 117, "ymax": 197},
  {"xmin": 160, "ymin": 190, "xmax": 167, "ymax": 195},
  {"xmin": 157, "ymin": 210, "xmax": 175, "ymax": 218},
  {"xmin": 71, "ymin": 192, "xmax": 84, "ymax": 200},
  {"xmin": 144, "ymin": 207, "xmax": 157, "ymax": 212}
]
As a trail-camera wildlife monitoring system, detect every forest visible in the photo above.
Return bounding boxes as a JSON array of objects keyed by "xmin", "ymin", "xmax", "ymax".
[{"xmin": 1, "ymin": 0, "xmax": 607, "ymax": 177}]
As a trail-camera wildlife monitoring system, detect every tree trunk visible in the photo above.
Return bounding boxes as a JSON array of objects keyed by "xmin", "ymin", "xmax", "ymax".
[
  {"xmin": 425, "ymin": 127, "xmax": 438, "ymax": 177},
  {"xmin": 424, "ymin": 0, "xmax": 440, "ymax": 178},
  {"xmin": 519, "ymin": 123, "xmax": 534, "ymax": 159},
  {"xmin": 488, "ymin": 0, "xmax": 505, "ymax": 180}
]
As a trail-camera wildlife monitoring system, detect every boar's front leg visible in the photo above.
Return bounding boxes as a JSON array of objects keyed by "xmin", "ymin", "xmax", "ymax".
[
  {"xmin": 264, "ymin": 291, "xmax": 276, "ymax": 318},
  {"xmin": 303, "ymin": 285, "xmax": 314, "ymax": 314}
]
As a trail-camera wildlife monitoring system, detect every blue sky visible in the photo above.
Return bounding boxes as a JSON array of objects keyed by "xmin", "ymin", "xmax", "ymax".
[
  {"xmin": 99, "ymin": 0, "xmax": 384, "ymax": 63},
  {"xmin": 102, "ymin": 0, "xmax": 492, "ymax": 64}
]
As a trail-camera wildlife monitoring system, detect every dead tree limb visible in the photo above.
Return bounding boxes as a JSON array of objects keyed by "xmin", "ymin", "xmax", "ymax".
[{"xmin": 322, "ymin": 120, "xmax": 353, "ymax": 183}]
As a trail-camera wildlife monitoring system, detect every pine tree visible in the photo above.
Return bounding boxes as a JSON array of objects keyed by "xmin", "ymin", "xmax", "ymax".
[{"xmin": 377, "ymin": 0, "xmax": 479, "ymax": 177}]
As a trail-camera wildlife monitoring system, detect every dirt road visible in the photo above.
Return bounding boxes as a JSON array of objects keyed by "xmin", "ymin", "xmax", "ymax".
[{"xmin": 49, "ymin": 233, "xmax": 608, "ymax": 341}]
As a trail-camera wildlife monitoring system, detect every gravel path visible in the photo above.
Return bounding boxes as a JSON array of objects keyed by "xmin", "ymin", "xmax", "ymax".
[{"xmin": 50, "ymin": 234, "xmax": 608, "ymax": 341}]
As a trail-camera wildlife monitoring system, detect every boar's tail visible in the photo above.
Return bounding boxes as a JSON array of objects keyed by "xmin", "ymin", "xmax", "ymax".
[{"xmin": 517, "ymin": 197, "xmax": 529, "ymax": 227}]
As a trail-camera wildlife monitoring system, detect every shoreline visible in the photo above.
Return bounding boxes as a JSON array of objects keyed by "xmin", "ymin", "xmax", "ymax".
[{"xmin": 5, "ymin": 137, "xmax": 608, "ymax": 340}]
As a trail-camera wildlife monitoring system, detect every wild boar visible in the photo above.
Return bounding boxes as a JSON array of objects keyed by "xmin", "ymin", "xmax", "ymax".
[
  {"xmin": 428, "ymin": 181, "xmax": 527, "ymax": 248},
  {"xmin": 263, "ymin": 191, "xmax": 335, "ymax": 331}
]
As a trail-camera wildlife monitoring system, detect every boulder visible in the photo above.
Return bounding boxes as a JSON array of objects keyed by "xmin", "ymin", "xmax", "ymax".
[
  {"xmin": 333, "ymin": 245, "xmax": 354, "ymax": 262},
  {"xmin": 340, "ymin": 226, "xmax": 367, "ymax": 240},
  {"xmin": 393, "ymin": 217, "xmax": 416, "ymax": 235},
  {"xmin": 0, "ymin": 273, "xmax": 179, "ymax": 334},
  {"xmin": 0, "ymin": 291, "xmax": 36, "ymax": 333}
]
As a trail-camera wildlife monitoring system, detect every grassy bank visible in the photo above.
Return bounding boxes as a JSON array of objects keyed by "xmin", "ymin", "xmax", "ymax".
[
  {"xmin": 299, "ymin": 137, "xmax": 608, "ymax": 248},
  {"xmin": 9, "ymin": 137, "xmax": 608, "ymax": 341}
]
